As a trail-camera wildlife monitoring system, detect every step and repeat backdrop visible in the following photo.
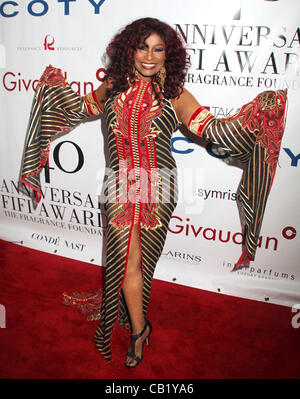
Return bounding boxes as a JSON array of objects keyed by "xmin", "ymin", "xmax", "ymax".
[{"xmin": 0, "ymin": 0, "xmax": 299, "ymax": 307}]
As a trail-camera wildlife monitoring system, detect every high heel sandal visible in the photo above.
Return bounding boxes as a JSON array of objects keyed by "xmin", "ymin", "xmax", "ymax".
[{"xmin": 125, "ymin": 319, "xmax": 152, "ymax": 368}]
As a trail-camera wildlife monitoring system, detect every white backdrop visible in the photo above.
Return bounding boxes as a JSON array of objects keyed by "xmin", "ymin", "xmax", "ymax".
[{"xmin": 0, "ymin": 0, "xmax": 299, "ymax": 307}]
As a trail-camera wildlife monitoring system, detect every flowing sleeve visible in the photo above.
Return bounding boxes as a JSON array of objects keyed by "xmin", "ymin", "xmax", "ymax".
[
  {"xmin": 187, "ymin": 89, "xmax": 288, "ymax": 269},
  {"xmin": 20, "ymin": 65, "xmax": 103, "ymax": 207}
]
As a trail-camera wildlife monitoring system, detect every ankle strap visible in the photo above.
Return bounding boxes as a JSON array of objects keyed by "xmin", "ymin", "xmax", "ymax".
[{"xmin": 131, "ymin": 320, "xmax": 149, "ymax": 340}]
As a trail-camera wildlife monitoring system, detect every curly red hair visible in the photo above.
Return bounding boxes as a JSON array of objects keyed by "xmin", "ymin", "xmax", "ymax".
[{"xmin": 104, "ymin": 17, "xmax": 189, "ymax": 99}]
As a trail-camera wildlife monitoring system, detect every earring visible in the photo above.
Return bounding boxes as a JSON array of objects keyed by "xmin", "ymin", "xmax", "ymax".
[
  {"xmin": 157, "ymin": 66, "xmax": 166, "ymax": 91},
  {"xmin": 127, "ymin": 66, "xmax": 137, "ymax": 85},
  {"xmin": 134, "ymin": 66, "xmax": 139, "ymax": 79}
]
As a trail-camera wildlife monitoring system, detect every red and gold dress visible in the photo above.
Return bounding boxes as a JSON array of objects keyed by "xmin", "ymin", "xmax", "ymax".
[{"xmin": 21, "ymin": 66, "xmax": 287, "ymax": 361}]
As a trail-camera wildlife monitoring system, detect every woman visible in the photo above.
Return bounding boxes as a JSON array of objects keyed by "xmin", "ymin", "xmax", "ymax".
[{"xmin": 21, "ymin": 18, "xmax": 287, "ymax": 368}]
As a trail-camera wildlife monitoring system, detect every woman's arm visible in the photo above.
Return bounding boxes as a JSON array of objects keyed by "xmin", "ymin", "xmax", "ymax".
[
  {"xmin": 172, "ymin": 88, "xmax": 215, "ymax": 139},
  {"xmin": 91, "ymin": 77, "xmax": 115, "ymax": 114},
  {"xmin": 171, "ymin": 88, "xmax": 203, "ymax": 127},
  {"xmin": 94, "ymin": 78, "xmax": 113, "ymax": 112},
  {"xmin": 172, "ymin": 86, "xmax": 288, "ymax": 269},
  {"xmin": 21, "ymin": 65, "xmax": 106, "ymax": 204}
]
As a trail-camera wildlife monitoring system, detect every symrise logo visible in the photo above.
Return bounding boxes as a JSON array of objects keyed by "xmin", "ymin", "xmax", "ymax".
[{"xmin": 44, "ymin": 35, "xmax": 55, "ymax": 51}]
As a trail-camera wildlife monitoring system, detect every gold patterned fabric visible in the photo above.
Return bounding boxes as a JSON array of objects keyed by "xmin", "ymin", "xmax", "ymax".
[
  {"xmin": 21, "ymin": 66, "xmax": 102, "ymax": 206},
  {"xmin": 21, "ymin": 66, "xmax": 287, "ymax": 362},
  {"xmin": 188, "ymin": 90, "xmax": 288, "ymax": 268},
  {"xmin": 94, "ymin": 78, "xmax": 178, "ymax": 361},
  {"xmin": 21, "ymin": 66, "xmax": 178, "ymax": 362}
]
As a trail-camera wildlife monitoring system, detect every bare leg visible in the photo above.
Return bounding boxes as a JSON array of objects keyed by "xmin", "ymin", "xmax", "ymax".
[{"xmin": 122, "ymin": 224, "xmax": 151, "ymax": 367}]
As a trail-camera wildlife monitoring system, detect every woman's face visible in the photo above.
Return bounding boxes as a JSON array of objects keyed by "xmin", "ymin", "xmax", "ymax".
[{"xmin": 134, "ymin": 32, "xmax": 166, "ymax": 81}]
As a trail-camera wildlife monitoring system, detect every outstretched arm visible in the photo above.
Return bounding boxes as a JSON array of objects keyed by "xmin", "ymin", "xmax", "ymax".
[
  {"xmin": 94, "ymin": 78, "xmax": 113, "ymax": 112},
  {"xmin": 171, "ymin": 88, "xmax": 204, "ymax": 128},
  {"xmin": 21, "ymin": 65, "xmax": 106, "ymax": 205},
  {"xmin": 172, "ymin": 87, "xmax": 287, "ymax": 268}
]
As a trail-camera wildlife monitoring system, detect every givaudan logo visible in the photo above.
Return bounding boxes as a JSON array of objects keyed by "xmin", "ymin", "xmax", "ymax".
[
  {"xmin": 2, "ymin": 71, "xmax": 98, "ymax": 94},
  {"xmin": 168, "ymin": 215, "xmax": 297, "ymax": 252}
]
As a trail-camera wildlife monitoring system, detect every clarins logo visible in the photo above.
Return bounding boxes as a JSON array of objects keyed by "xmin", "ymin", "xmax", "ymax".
[{"xmin": 162, "ymin": 250, "xmax": 202, "ymax": 265}]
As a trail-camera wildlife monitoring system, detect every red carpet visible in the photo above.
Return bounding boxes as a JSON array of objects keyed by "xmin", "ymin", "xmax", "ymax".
[{"xmin": 0, "ymin": 239, "xmax": 299, "ymax": 380}]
